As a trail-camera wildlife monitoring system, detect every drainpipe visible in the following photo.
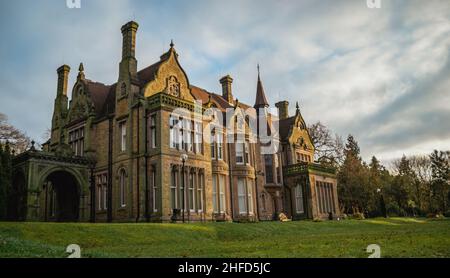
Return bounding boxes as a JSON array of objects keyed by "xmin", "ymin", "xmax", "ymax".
[
  {"xmin": 227, "ymin": 137, "xmax": 234, "ymax": 221},
  {"xmin": 144, "ymin": 108, "xmax": 149, "ymax": 222},
  {"xmin": 135, "ymin": 103, "xmax": 141, "ymax": 223},
  {"xmin": 89, "ymin": 165, "xmax": 96, "ymax": 223},
  {"xmin": 107, "ymin": 115, "xmax": 113, "ymax": 223}
]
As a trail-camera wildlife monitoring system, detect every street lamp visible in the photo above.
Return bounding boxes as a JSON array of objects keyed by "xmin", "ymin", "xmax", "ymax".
[
  {"xmin": 377, "ymin": 188, "xmax": 387, "ymax": 218},
  {"xmin": 180, "ymin": 153, "xmax": 188, "ymax": 223}
]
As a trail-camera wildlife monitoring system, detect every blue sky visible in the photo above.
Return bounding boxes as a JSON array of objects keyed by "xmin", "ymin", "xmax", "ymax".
[{"xmin": 0, "ymin": 0, "xmax": 449, "ymax": 164}]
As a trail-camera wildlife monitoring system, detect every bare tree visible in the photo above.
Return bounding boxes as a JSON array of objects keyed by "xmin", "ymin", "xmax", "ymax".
[
  {"xmin": 308, "ymin": 121, "xmax": 344, "ymax": 166},
  {"xmin": 0, "ymin": 112, "xmax": 31, "ymax": 154}
]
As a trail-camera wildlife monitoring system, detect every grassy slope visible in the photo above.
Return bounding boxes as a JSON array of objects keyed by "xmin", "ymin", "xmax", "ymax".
[{"xmin": 0, "ymin": 218, "xmax": 449, "ymax": 258}]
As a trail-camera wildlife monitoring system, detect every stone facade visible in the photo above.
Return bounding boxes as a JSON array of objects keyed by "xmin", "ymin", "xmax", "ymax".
[{"xmin": 12, "ymin": 21, "xmax": 340, "ymax": 223}]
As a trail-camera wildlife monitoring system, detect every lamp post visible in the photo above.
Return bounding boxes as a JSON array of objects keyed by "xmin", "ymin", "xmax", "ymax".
[
  {"xmin": 377, "ymin": 188, "xmax": 387, "ymax": 218},
  {"xmin": 180, "ymin": 153, "xmax": 188, "ymax": 223}
]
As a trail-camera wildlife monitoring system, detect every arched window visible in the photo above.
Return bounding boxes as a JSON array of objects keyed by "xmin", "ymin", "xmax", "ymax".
[{"xmin": 119, "ymin": 169, "xmax": 126, "ymax": 207}]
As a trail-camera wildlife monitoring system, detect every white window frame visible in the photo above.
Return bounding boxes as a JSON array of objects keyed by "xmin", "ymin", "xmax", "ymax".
[
  {"xmin": 219, "ymin": 175, "xmax": 226, "ymax": 213},
  {"xmin": 119, "ymin": 121, "xmax": 127, "ymax": 152},
  {"xmin": 119, "ymin": 170, "xmax": 126, "ymax": 208},
  {"xmin": 295, "ymin": 184, "xmax": 304, "ymax": 213},
  {"xmin": 188, "ymin": 171, "xmax": 195, "ymax": 212},
  {"xmin": 150, "ymin": 114, "xmax": 157, "ymax": 149},
  {"xmin": 236, "ymin": 143, "xmax": 244, "ymax": 165},
  {"xmin": 171, "ymin": 168, "xmax": 178, "ymax": 209},
  {"xmin": 238, "ymin": 178, "xmax": 247, "ymax": 214},
  {"xmin": 152, "ymin": 167, "xmax": 158, "ymax": 212},
  {"xmin": 212, "ymin": 174, "xmax": 218, "ymax": 213}
]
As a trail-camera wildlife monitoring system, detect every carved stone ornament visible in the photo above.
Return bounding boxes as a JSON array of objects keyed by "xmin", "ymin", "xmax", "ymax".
[{"xmin": 166, "ymin": 76, "xmax": 180, "ymax": 97}]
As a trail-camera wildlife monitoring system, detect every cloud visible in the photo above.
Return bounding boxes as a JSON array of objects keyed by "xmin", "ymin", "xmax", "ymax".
[{"xmin": 0, "ymin": 0, "xmax": 449, "ymax": 165}]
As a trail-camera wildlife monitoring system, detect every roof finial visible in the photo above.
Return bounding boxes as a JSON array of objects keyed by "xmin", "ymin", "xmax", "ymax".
[
  {"xmin": 296, "ymin": 101, "xmax": 300, "ymax": 114},
  {"xmin": 170, "ymin": 39, "xmax": 174, "ymax": 49},
  {"xmin": 78, "ymin": 63, "xmax": 85, "ymax": 80},
  {"xmin": 257, "ymin": 63, "xmax": 260, "ymax": 79}
]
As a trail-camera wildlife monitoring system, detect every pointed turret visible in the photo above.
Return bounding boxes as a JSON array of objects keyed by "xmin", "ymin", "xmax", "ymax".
[{"xmin": 254, "ymin": 64, "xmax": 269, "ymax": 108}]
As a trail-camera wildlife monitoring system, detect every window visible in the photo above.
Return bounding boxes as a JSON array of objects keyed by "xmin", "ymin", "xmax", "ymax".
[
  {"xmin": 219, "ymin": 175, "xmax": 226, "ymax": 213},
  {"xmin": 245, "ymin": 142, "xmax": 250, "ymax": 165},
  {"xmin": 217, "ymin": 132, "xmax": 223, "ymax": 160},
  {"xmin": 247, "ymin": 180, "xmax": 254, "ymax": 214},
  {"xmin": 197, "ymin": 173, "xmax": 204, "ymax": 212},
  {"xmin": 236, "ymin": 143, "xmax": 244, "ymax": 164},
  {"xmin": 152, "ymin": 167, "xmax": 158, "ymax": 212},
  {"xmin": 295, "ymin": 184, "xmax": 304, "ymax": 213},
  {"xmin": 119, "ymin": 170, "xmax": 126, "ymax": 207},
  {"xmin": 264, "ymin": 154, "xmax": 274, "ymax": 184},
  {"xmin": 150, "ymin": 114, "xmax": 157, "ymax": 149},
  {"xmin": 119, "ymin": 121, "xmax": 127, "ymax": 152},
  {"xmin": 170, "ymin": 116, "xmax": 181, "ymax": 149},
  {"xmin": 275, "ymin": 155, "xmax": 281, "ymax": 184},
  {"xmin": 102, "ymin": 175, "xmax": 107, "ymax": 210},
  {"xmin": 189, "ymin": 171, "xmax": 195, "ymax": 211},
  {"xmin": 194, "ymin": 122, "xmax": 203, "ymax": 154},
  {"xmin": 238, "ymin": 178, "xmax": 247, "ymax": 214},
  {"xmin": 184, "ymin": 120, "xmax": 193, "ymax": 152},
  {"xmin": 212, "ymin": 174, "xmax": 218, "ymax": 213},
  {"xmin": 171, "ymin": 167, "xmax": 178, "ymax": 209},
  {"xmin": 69, "ymin": 126, "xmax": 85, "ymax": 156},
  {"xmin": 210, "ymin": 132, "xmax": 216, "ymax": 159},
  {"xmin": 96, "ymin": 174, "xmax": 107, "ymax": 211},
  {"xmin": 316, "ymin": 181, "xmax": 335, "ymax": 214},
  {"xmin": 296, "ymin": 152, "xmax": 301, "ymax": 163}
]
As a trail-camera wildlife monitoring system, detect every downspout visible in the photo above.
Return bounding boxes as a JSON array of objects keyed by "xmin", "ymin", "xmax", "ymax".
[
  {"xmin": 227, "ymin": 134, "xmax": 234, "ymax": 221},
  {"xmin": 90, "ymin": 166, "xmax": 96, "ymax": 223},
  {"xmin": 253, "ymin": 144, "xmax": 260, "ymax": 221},
  {"xmin": 144, "ymin": 108, "xmax": 149, "ymax": 222},
  {"xmin": 135, "ymin": 103, "xmax": 140, "ymax": 222},
  {"xmin": 107, "ymin": 114, "xmax": 113, "ymax": 223}
]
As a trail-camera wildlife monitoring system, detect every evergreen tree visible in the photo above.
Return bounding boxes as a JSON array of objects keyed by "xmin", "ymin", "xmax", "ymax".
[
  {"xmin": 430, "ymin": 150, "xmax": 450, "ymax": 213},
  {"xmin": 338, "ymin": 135, "xmax": 370, "ymax": 214}
]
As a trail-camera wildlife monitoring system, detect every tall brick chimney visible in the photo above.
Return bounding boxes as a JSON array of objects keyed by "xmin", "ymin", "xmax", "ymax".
[
  {"xmin": 56, "ymin": 65, "xmax": 70, "ymax": 96},
  {"xmin": 220, "ymin": 75, "xmax": 233, "ymax": 104},
  {"xmin": 119, "ymin": 21, "xmax": 139, "ymax": 81},
  {"xmin": 275, "ymin": 101, "xmax": 289, "ymax": 120}
]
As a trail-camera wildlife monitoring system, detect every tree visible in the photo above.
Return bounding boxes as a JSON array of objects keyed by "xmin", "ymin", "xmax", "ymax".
[
  {"xmin": 337, "ymin": 135, "xmax": 371, "ymax": 214},
  {"xmin": 0, "ymin": 113, "xmax": 31, "ymax": 154},
  {"xmin": 429, "ymin": 150, "xmax": 450, "ymax": 213},
  {"xmin": 0, "ymin": 142, "xmax": 12, "ymax": 220},
  {"xmin": 308, "ymin": 121, "xmax": 344, "ymax": 167},
  {"xmin": 409, "ymin": 155, "xmax": 432, "ymax": 213}
]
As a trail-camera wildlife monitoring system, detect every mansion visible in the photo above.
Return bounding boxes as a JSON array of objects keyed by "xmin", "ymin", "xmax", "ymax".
[{"xmin": 11, "ymin": 21, "xmax": 340, "ymax": 222}]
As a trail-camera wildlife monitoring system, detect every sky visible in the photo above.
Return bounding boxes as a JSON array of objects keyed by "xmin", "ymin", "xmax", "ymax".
[{"xmin": 0, "ymin": 0, "xmax": 449, "ymax": 165}]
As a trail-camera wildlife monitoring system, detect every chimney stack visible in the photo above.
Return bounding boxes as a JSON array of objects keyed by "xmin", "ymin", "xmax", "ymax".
[
  {"xmin": 220, "ymin": 75, "xmax": 234, "ymax": 104},
  {"xmin": 275, "ymin": 101, "xmax": 289, "ymax": 120},
  {"xmin": 56, "ymin": 65, "xmax": 70, "ymax": 96},
  {"xmin": 119, "ymin": 21, "xmax": 139, "ymax": 83},
  {"xmin": 121, "ymin": 21, "xmax": 139, "ymax": 60}
]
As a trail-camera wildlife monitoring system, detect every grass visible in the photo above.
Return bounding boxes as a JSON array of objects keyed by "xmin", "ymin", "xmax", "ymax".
[{"xmin": 0, "ymin": 217, "xmax": 449, "ymax": 258}]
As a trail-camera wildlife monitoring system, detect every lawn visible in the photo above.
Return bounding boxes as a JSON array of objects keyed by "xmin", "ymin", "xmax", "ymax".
[{"xmin": 0, "ymin": 218, "xmax": 449, "ymax": 258}]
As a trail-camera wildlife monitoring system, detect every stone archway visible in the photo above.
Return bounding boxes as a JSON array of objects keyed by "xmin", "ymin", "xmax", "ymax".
[{"xmin": 43, "ymin": 171, "xmax": 81, "ymax": 222}]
